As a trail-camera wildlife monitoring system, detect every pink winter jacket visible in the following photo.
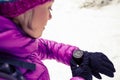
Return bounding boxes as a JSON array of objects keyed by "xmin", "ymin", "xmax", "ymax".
[{"xmin": 0, "ymin": 16, "xmax": 84, "ymax": 80}]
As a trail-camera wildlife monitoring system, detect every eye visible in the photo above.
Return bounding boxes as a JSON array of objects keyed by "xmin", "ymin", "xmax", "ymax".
[{"xmin": 48, "ymin": 6, "xmax": 52, "ymax": 11}]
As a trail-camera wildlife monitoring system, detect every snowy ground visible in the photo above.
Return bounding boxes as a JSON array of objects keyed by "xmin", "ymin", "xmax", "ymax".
[{"xmin": 42, "ymin": 0, "xmax": 120, "ymax": 80}]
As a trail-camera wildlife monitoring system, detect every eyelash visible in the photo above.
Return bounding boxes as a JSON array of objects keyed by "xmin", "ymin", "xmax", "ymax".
[{"xmin": 49, "ymin": 7, "xmax": 52, "ymax": 11}]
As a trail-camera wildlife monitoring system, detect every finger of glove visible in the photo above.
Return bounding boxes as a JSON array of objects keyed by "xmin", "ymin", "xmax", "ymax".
[
  {"xmin": 99, "ymin": 66, "xmax": 114, "ymax": 77},
  {"xmin": 101, "ymin": 59, "xmax": 116, "ymax": 73},
  {"xmin": 102, "ymin": 55, "xmax": 116, "ymax": 72},
  {"xmin": 92, "ymin": 71, "xmax": 102, "ymax": 79},
  {"xmin": 93, "ymin": 53, "xmax": 116, "ymax": 72}
]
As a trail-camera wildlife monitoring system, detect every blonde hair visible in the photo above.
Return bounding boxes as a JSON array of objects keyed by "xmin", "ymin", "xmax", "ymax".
[{"xmin": 13, "ymin": 9, "xmax": 34, "ymax": 31}]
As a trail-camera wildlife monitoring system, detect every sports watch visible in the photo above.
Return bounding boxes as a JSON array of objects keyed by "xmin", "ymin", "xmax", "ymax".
[
  {"xmin": 72, "ymin": 50, "xmax": 84, "ymax": 65},
  {"xmin": 73, "ymin": 50, "xmax": 84, "ymax": 59}
]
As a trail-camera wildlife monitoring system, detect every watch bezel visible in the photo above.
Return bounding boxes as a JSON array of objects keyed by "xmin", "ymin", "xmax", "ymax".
[{"xmin": 73, "ymin": 50, "xmax": 83, "ymax": 58}]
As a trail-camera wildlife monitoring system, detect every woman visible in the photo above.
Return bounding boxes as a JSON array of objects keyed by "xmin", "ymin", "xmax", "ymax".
[{"xmin": 0, "ymin": 0, "xmax": 115, "ymax": 80}]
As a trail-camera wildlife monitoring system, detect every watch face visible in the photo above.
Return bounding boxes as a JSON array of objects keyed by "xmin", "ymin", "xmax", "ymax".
[{"xmin": 73, "ymin": 50, "xmax": 83, "ymax": 58}]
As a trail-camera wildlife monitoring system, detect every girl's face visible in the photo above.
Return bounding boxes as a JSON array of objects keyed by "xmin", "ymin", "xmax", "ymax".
[
  {"xmin": 14, "ymin": 1, "xmax": 54, "ymax": 38},
  {"xmin": 31, "ymin": 1, "xmax": 54, "ymax": 37}
]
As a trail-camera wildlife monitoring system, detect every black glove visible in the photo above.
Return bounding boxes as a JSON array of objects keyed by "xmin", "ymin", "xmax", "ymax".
[
  {"xmin": 70, "ymin": 54, "xmax": 92, "ymax": 80},
  {"xmin": 72, "ymin": 50, "xmax": 116, "ymax": 79},
  {"xmin": 83, "ymin": 51, "xmax": 116, "ymax": 79}
]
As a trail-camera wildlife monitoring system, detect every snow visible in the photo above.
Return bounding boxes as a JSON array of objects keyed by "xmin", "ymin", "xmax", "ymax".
[{"xmin": 42, "ymin": 0, "xmax": 120, "ymax": 80}]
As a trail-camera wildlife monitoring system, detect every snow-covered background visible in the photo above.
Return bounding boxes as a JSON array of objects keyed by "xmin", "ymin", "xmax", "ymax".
[{"xmin": 42, "ymin": 0, "xmax": 120, "ymax": 80}]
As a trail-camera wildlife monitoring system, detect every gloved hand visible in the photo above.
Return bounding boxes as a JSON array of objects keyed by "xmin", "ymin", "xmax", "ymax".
[
  {"xmin": 78, "ymin": 51, "xmax": 116, "ymax": 79},
  {"xmin": 70, "ymin": 54, "xmax": 92, "ymax": 80}
]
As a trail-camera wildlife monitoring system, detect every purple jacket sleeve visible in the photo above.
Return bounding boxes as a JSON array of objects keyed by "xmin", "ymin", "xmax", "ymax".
[
  {"xmin": 0, "ymin": 16, "xmax": 79, "ymax": 65},
  {"xmin": 38, "ymin": 38, "xmax": 79, "ymax": 65}
]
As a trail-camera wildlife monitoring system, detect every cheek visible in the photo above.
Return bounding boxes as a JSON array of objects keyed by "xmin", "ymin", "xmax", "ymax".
[
  {"xmin": 32, "ymin": 12, "xmax": 43, "ymax": 25},
  {"xmin": 40, "ymin": 13, "xmax": 50, "ymax": 28},
  {"xmin": 31, "ymin": 6, "xmax": 50, "ymax": 30},
  {"xmin": 36, "ymin": 10, "xmax": 49, "ymax": 25}
]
